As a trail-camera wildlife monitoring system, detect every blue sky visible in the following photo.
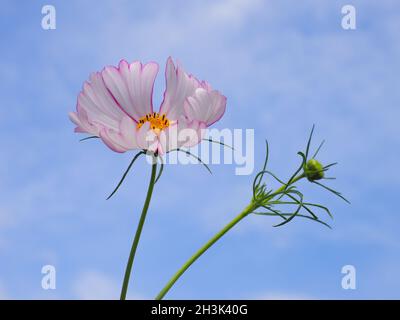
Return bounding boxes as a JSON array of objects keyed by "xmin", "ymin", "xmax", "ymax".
[{"xmin": 0, "ymin": 0, "xmax": 399, "ymax": 299}]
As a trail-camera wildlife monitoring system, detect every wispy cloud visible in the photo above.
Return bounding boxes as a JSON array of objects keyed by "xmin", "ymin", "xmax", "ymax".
[
  {"xmin": 0, "ymin": 281, "xmax": 8, "ymax": 299},
  {"xmin": 1, "ymin": 0, "xmax": 399, "ymax": 299},
  {"xmin": 72, "ymin": 271, "xmax": 120, "ymax": 300},
  {"xmin": 253, "ymin": 292, "xmax": 314, "ymax": 300},
  {"xmin": 72, "ymin": 270, "xmax": 146, "ymax": 300}
]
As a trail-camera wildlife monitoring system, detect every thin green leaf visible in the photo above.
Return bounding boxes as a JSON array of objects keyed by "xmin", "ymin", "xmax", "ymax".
[
  {"xmin": 79, "ymin": 136, "xmax": 99, "ymax": 142},
  {"xmin": 269, "ymin": 201, "xmax": 333, "ymax": 219},
  {"xmin": 106, "ymin": 151, "xmax": 144, "ymax": 200},
  {"xmin": 283, "ymin": 192, "xmax": 319, "ymax": 220},
  {"xmin": 305, "ymin": 124, "xmax": 315, "ymax": 159},
  {"xmin": 252, "ymin": 212, "xmax": 332, "ymax": 229},
  {"xmin": 253, "ymin": 169, "xmax": 285, "ymax": 199},
  {"xmin": 265, "ymin": 186, "xmax": 297, "ymax": 203},
  {"xmin": 253, "ymin": 140, "xmax": 269, "ymax": 190},
  {"xmin": 203, "ymin": 138, "xmax": 234, "ymax": 150},
  {"xmin": 176, "ymin": 149, "xmax": 212, "ymax": 174},
  {"xmin": 312, "ymin": 139, "xmax": 325, "ymax": 158},
  {"xmin": 260, "ymin": 205, "xmax": 288, "ymax": 221},
  {"xmin": 273, "ymin": 192, "xmax": 303, "ymax": 227},
  {"xmin": 323, "ymin": 162, "xmax": 338, "ymax": 170},
  {"xmin": 257, "ymin": 170, "xmax": 286, "ymax": 186},
  {"xmin": 286, "ymin": 152, "xmax": 306, "ymax": 187},
  {"xmin": 155, "ymin": 161, "xmax": 164, "ymax": 184},
  {"xmin": 313, "ymin": 181, "xmax": 350, "ymax": 204}
]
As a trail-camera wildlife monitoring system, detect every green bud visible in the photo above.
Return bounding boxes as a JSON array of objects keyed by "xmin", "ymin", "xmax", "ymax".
[{"xmin": 304, "ymin": 159, "xmax": 324, "ymax": 181}]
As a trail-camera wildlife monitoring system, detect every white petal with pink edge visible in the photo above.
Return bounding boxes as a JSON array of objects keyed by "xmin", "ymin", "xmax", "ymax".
[
  {"xmin": 102, "ymin": 60, "xmax": 158, "ymax": 121},
  {"xmin": 158, "ymin": 117, "xmax": 206, "ymax": 155},
  {"xmin": 136, "ymin": 122, "xmax": 158, "ymax": 153},
  {"xmin": 99, "ymin": 128, "xmax": 129, "ymax": 153},
  {"xmin": 159, "ymin": 57, "xmax": 206, "ymax": 121},
  {"xmin": 70, "ymin": 70, "xmax": 131, "ymax": 136},
  {"xmin": 184, "ymin": 88, "xmax": 227, "ymax": 127},
  {"xmin": 98, "ymin": 116, "xmax": 139, "ymax": 153}
]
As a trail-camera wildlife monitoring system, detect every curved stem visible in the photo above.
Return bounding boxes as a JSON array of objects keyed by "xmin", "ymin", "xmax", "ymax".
[
  {"xmin": 155, "ymin": 203, "xmax": 255, "ymax": 300},
  {"xmin": 155, "ymin": 174, "xmax": 305, "ymax": 300},
  {"xmin": 120, "ymin": 159, "xmax": 157, "ymax": 300}
]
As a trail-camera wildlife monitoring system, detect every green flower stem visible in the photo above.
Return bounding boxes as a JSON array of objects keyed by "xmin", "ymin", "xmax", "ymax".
[
  {"xmin": 155, "ymin": 174, "xmax": 305, "ymax": 300},
  {"xmin": 120, "ymin": 159, "xmax": 157, "ymax": 300},
  {"xmin": 155, "ymin": 203, "xmax": 254, "ymax": 300}
]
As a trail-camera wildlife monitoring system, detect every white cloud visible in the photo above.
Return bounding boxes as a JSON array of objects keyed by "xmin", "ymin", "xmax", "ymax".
[
  {"xmin": 254, "ymin": 291, "xmax": 313, "ymax": 300},
  {"xmin": 319, "ymin": 220, "xmax": 400, "ymax": 249},
  {"xmin": 206, "ymin": 0, "xmax": 263, "ymax": 25},
  {"xmin": 72, "ymin": 271, "xmax": 145, "ymax": 300},
  {"xmin": 0, "ymin": 281, "xmax": 8, "ymax": 300},
  {"xmin": 0, "ymin": 207, "xmax": 14, "ymax": 229},
  {"xmin": 72, "ymin": 271, "xmax": 120, "ymax": 300},
  {"xmin": 0, "ymin": 207, "xmax": 15, "ymax": 250}
]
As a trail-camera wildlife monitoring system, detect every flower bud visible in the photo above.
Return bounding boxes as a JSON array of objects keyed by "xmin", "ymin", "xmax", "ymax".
[{"xmin": 304, "ymin": 159, "xmax": 324, "ymax": 181}]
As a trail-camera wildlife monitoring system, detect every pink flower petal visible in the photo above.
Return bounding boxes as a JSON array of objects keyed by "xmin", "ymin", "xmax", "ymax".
[
  {"xmin": 184, "ymin": 88, "xmax": 227, "ymax": 127},
  {"xmin": 102, "ymin": 60, "xmax": 158, "ymax": 121},
  {"xmin": 69, "ymin": 104, "xmax": 99, "ymax": 135},
  {"xmin": 159, "ymin": 57, "xmax": 204, "ymax": 121},
  {"xmin": 99, "ymin": 116, "xmax": 139, "ymax": 152},
  {"xmin": 135, "ymin": 122, "xmax": 158, "ymax": 153},
  {"xmin": 71, "ymin": 71, "xmax": 129, "ymax": 136},
  {"xmin": 179, "ymin": 119, "xmax": 206, "ymax": 148},
  {"xmin": 99, "ymin": 128, "xmax": 129, "ymax": 153},
  {"xmin": 158, "ymin": 117, "xmax": 205, "ymax": 154},
  {"xmin": 118, "ymin": 116, "xmax": 138, "ymax": 149}
]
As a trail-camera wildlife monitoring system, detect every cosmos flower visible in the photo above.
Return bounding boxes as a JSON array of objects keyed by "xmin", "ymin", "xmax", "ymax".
[
  {"xmin": 68, "ymin": 58, "xmax": 346, "ymax": 301},
  {"xmin": 69, "ymin": 57, "xmax": 227, "ymax": 155}
]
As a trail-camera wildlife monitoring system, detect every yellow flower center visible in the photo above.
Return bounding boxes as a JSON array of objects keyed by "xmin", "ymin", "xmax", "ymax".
[{"xmin": 137, "ymin": 112, "xmax": 170, "ymax": 131}]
